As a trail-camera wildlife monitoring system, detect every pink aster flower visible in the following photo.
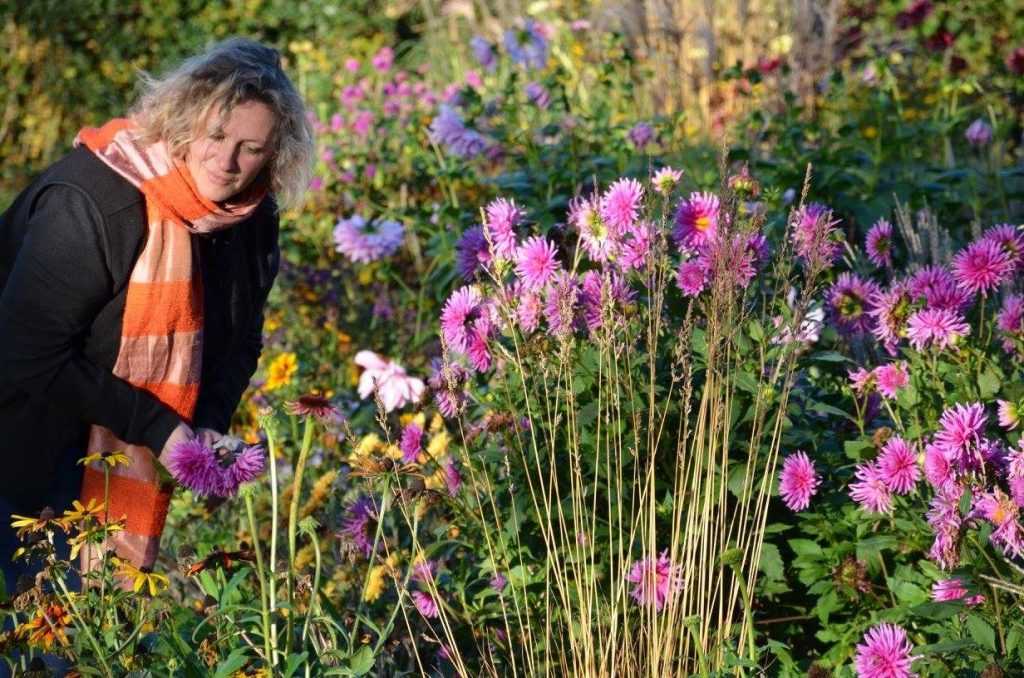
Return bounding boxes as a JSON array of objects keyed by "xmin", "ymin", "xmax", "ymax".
[
  {"xmin": 676, "ymin": 258, "xmax": 709, "ymax": 297},
  {"xmin": 411, "ymin": 590, "xmax": 440, "ymax": 618},
  {"xmin": 455, "ymin": 226, "xmax": 492, "ymax": 281},
  {"xmin": 854, "ymin": 623, "xmax": 919, "ymax": 678},
  {"xmin": 652, "ymin": 167, "xmax": 684, "ymax": 195},
  {"xmin": 515, "ymin": 236, "xmax": 562, "ymax": 292},
  {"xmin": 778, "ymin": 451, "xmax": 821, "ymax": 511},
  {"xmin": 427, "ymin": 358, "xmax": 470, "ymax": 419},
  {"xmin": 829, "ymin": 273, "xmax": 881, "ymax": 335},
  {"xmin": 997, "ymin": 400, "xmax": 1020, "ymax": 430},
  {"xmin": 849, "ymin": 463, "xmax": 894, "ymax": 514},
  {"xmin": 570, "ymin": 194, "xmax": 617, "ymax": 263},
  {"xmin": 483, "ymin": 198, "xmax": 523, "ymax": 259},
  {"xmin": 905, "ymin": 308, "xmax": 970, "ymax": 351},
  {"xmin": 371, "ymin": 46, "xmax": 394, "ymax": 72},
  {"xmin": 923, "ymin": 441, "xmax": 955, "ymax": 490},
  {"xmin": 934, "ymin": 402, "xmax": 987, "ymax": 467},
  {"xmin": 849, "ymin": 367, "xmax": 876, "ymax": 394},
  {"xmin": 982, "ymin": 224, "xmax": 1024, "ymax": 271},
  {"xmin": 673, "ymin": 192, "xmax": 720, "ymax": 249},
  {"xmin": 974, "ymin": 490, "xmax": 1024, "ymax": 558},
  {"xmin": 927, "ymin": 484, "xmax": 963, "ymax": 569},
  {"xmin": 490, "ymin": 572, "xmax": 508, "ymax": 592},
  {"xmin": 869, "ymin": 282, "xmax": 913, "ymax": 355},
  {"xmin": 951, "ymin": 239, "xmax": 1013, "ymax": 296},
  {"xmin": 444, "ymin": 459, "xmax": 462, "ymax": 496},
  {"xmin": 400, "ymin": 422, "xmax": 424, "ymax": 463},
  {"xmin": 931, "ymin": 577, "xmax": 983, "ymax": 605},
  {"xmin": 440, "ymin": 286, "xmax": 486, "ymax": 353},
  {"xmin": 411, "ymin": 559, "xmax": 438, "ymax": 584},
  {"xmin": 165, "ymin": 439, "xmax": 223, "ymax": 497},
  {"xmin": 624, "ymin": 551, "xmax": 683, "ymax": 612},
  {"xmin": 996, "ymin": 293, "xmax": 1024, "ymax": 353},
  {"xmin": 865, "ymin": 219, "xmax": 895, "ymax": 268},
  {"xmin": 873, "ymin": 362, "xmax": 909, "ymax": 400},
  {"xmin": 876, "ymin": 436, "xmax": 920, "ymax": 494},
  {"xmin": 618, "ymin": 220, "xmax": 655, "ymax": 271},
  {"xmin": 789, "ymin": 202, "xmax": 843, "ymax": 269},
  {"xmin": 600, "ymin": 178, "xmax": 645, "ymax": 231}
]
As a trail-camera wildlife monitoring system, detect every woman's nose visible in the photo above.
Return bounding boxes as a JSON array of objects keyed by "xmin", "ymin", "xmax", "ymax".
[{"xmin": 214, "ymin": 143, "xmax": 239, "ymax": 172}]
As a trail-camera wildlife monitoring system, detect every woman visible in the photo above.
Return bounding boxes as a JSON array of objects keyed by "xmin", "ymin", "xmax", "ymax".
[{"xmin": 0, "ymin": 38, "xmax": 313, "ymax": 591}]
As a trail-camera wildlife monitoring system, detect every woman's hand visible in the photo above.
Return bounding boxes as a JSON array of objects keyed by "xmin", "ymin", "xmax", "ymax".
[{"xmin": 157, "ymin": 422, "xmax": 195, "ymax": 467}]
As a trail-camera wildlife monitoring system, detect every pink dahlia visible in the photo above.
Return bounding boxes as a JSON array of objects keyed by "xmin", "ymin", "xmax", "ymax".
[
  {"xmin": 778, "ymin": 451, "xmax": 820, "ymax": 511},
  {"xmin": 931, "ymin": 577, "xmax": 983, "ymax": 606},
  {"xmin": 399, "ymin": 422, "xmax": 424, "ymax": 463},
  {"xmin": 927, "ymin": 485, "xmax": 963, "ymax": 569},
  {"xmin": 600, "ymin": 178, "xmax": 645, "ymax": 231},
  {"xmin": 570, "ymin": 195, "xmax": 617, "ymax": 263},
  {"xmin": 226, "ymin": 445, "xmax": 267, "ymax": 491},
  {"xmin": 849, "ymin": 463, "xmax": 893, "ymax": 514},
  {"xmin": 865, "ymin": 219, "xmax": 894, "ymax": 268},
  {"xmin": 982, "ymin": 224, "xmax": 1024, "ymax": 271},
  {"xmin": 873, "ymin": 362, "xmax": 909, "ymax": 400},
  {"xmin": 440, "ymin": 286, "xmax": 486, "ymax": 353},
  {"xmin": 907, "ymin": 266, "xmax": 971, "ymax": 313},
  {"xmin": 673, "ymin": 192, "xmax": 720, "ymax": 249},
  {"xmin": 869, "ymin": 282, "xmax": 913, "ymax": 355},
  {"xmin": 849, "ymin": 367, "xmax": 875, "ymax": 394},
  {"xmin": 876, "ymin": 436, "xmax": 919, "ymax": 494},
  {"xmin": 675, "ymin": 258, "xmax": 709, "ymax": 297},
  {"xmin": 854, "ymin": 623, "xmax": 919, "ymax": 678},
  {"xmin": 618, "ymin": 220, "xmax": 655, "ymax": 271},
  {"xmin": 996, "ymin": 294, "xmax": 1024, "ymax": 353},
  {"xmin": 951, "ymin": 239, "xmax": 1013, "ymax": 296},
  {"xmin": 625, "ymin": 551, "xmax": 683, "ymax": 611},
  {"xmin": 905, "ymin": 308, "xmax": 969, "ymax": 351},
  {"xmin": 652, "ymin": 167, "xmax": 683, "ymax": 195},
  {"xmin": 412, "ymin": 590, "xmax": 440, "ymax": 618},
  {"xmin": 484, "ymin": 198, "xmax": 524, "ymax": 259},
  {"xmin": 923, "ymin": 441, "xmax": 955, "ymax": 490},
  {"xmin": 828, "ymin": 273, "xmax": 880, "ymax": 335},
  {"xmin": 789, "ymin": 202, "xmax": 843, "ymax": 269},
  {"xmin": 515, "ymin": 236, "xmax": 561, "ymax": 292},
  {"xmin": 933, "ymin": 402, "xmax": 986, "ymax": 465}
]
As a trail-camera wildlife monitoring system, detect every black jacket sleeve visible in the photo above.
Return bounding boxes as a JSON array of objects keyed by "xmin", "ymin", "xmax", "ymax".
[{"xmin": 0, "ymin": 184, "xmax": 182, "ymax": 453}]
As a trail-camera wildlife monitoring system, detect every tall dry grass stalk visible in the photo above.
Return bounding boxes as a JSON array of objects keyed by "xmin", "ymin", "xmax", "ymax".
[{"xmin": 394, "ymin": 166, "xmax": 827, "ymax": 675}]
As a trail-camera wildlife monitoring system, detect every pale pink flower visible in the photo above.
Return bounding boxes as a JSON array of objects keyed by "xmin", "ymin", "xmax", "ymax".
[
  {"xmin": 906, "ymin": 308, "xmax": 969, "ymax": 351},
  {"xmin": 873, "ymin": 362, "xmax": 909, "ymax": 400},
  {"xmin": 652, "ymin": 167, "xmax": 684, "ymax": 195},
  {"xmin": 849, "ymin": 463, "xmax": 893, "ymax": 514},
  {"xmin": 355, "ymin": 350, "xmax": 426, "ymax": 412}
]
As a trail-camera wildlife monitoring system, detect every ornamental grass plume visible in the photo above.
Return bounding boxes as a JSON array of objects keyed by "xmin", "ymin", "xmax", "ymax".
[
  {"xmin": 789, "ymin": 202, "xmax": 843, "ymax": 269},
  {"xmin": 854, "ymin": 623, "xmax": 919, "ymax": 678},
  {"xmin": 624, "ymin": 551, "xmax": 683, "ymax": 612},
  {"xmin": 778, "ymin": 451, "xmax": 821, "ymax": 511}
]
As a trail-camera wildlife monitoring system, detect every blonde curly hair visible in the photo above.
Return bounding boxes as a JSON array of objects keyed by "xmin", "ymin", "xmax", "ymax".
[{"xmin": 131, "ymin": 38, "xmax": 314, "ymax": 210}]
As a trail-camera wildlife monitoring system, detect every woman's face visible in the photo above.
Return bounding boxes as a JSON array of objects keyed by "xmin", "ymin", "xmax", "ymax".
[{"xmin": 185, "ymin": 100, "xmax": 276, "ymax": 203}]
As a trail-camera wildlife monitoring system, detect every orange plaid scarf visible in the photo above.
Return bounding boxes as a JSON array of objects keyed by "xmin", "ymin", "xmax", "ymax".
[{"xmin": 75, "ymin": 118, "xmax": 266, "ymax": 566}]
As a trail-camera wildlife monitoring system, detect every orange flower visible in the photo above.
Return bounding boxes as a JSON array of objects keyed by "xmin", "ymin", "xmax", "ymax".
[{"xmin": 19, "ymin": 603, "xmax": 72, "ymax": 649}]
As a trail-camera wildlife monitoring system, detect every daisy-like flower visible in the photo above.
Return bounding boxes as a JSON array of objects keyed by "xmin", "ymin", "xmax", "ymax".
[
  {"xmin": 951, "ymin": 239, "xmax": 1013, "ymax": 296},
  {"xmin": 996, "ymin": 293, "xmax": 1024, "ymax": 353},
  {"xmin": 673, "ymin": 192, "xmax": 720, "ymax": 249},
  {"xmin": 286, "ymin": 394, "xmax": 340, "ymax": 421},
  {"xmin": 339, "ymin": 495, "xmax": 377, "ymax": 558},
  {"xmin": 412, "ymin": 590, "xmax": 440, "ymax": 618},
  {"xmin": 905, "ymin": 308, "xmax": 970, "ymax": 351},
  {"xmin": 876, "ymin": 436, "xmax": 920, "ymax": 494},
  {"xmin": 933, "ymin": 402, "xmax": 987, "ymax": 467},
  {"xmin": 778, "ymin": 451, "xmax": 821, "ymax": 511},
  {"xmin": 483, "ymin": 198, "xmax": 523, "ymax": 259},
  {"xmin": 676, "ymin": 258, "xmax": 708, "ymax": 297},
  {"xmin": 354, "ymin": 350, "xmax": 426, "ymax": 412},
  {"xmin": 927, "ymin": 484, "xmax": 963, "ymax": 569},
  {"xmin": 429, "ymin": 105, "xmax": 490, "ymax": 159},
  {"xmin": 873, "ymin": 362, "xmax": 909, "ymax": 400},
  {"xmin": 618, "ymin": 220, "xmax": 655, "ymax": 271},
  {"xmin": 854, "ymin": 623, "xmax": 919, "ymax": 678},
  {"xmin": 600, "ymin": 178, "xmax": 645, "ymax": 231},
  {"xmin": 490, "ymin": 572, "xmax": 508, "ymax": 592},
  {"xmin": 400, "ymin": 422, "xmax": 424, "ymax": 463},
  {"xmin": 931, "ymin": 577, "xmax": 983, "ymax": 605},
  {"xmin": 865, "ymin": 219, "xmax": 895, "ymax": 268},
  {"xmin": 227, "ymin": 445, "xmax": 267, "ymax": 490},
  {"xmin": 849, "ymin": 463, "xmax": 894, "ymax": 514},
  {"xmin": 974, "ymin": 490, "xmax": 1024, "ymax": 558},
  {"xmin": 333, "ymin": 215, "xmax": 405, "ymax": 263},
  {"xmin": 455, "ymin": 226, "xmax": 492, "ymax": 281},
  {"xmin": 515, "ymin": 236, "xmax": 561, "ymax": 292},
  {"xmin": 789, "ymin": 202, "xmax": 843, "ymax": 269},
  {"xmin": 624, "ymin": 551, "xmax": 683, "ymax": 611},
  {"xmin": 570, "ymin": 194, "xmax": 617, "ymax": 263},
  {"xmin": 544, "ymin": 271, "xmax": 582, "ymax": 339},
  {"xmin": 964, "ymin": 118, "xmax": 993, "ymax": 147},
  {"xmin": 981, "ymin": 223, "xmax": 1024, "ymax": 271},
  {"xmin": 997, "ymin": 399, "xmax": 1020, "ymax": 430},
  {"xmin": 828, "ymin": 273, "xmax": 881, "ymax": 335},
  {"xmin": 849, "ymin": 367, "xmax": 876, "ymax": 394},
  {"xmin": 869, "ymin": 282, "xmax": 913, "ymax": 355},
  {"xmin": 907, "ymin": 266, "xmax": 971, "ymax": 313},
  {"xmin": 652, "ymin": 167, "xmax": 683, "ymax": 195}
]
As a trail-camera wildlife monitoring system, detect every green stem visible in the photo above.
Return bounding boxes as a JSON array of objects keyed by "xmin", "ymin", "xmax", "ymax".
[
  {"xmin": 301, "ymin": 529, "xmax": 322, "ymax": 646},
  {"xmin": 287, "ymin": 416, "xmax": 316, "ymax": 648},
  {"xmin": 245, "ymin": 492, "xmax": 274, "ymax": 667},
  {"xmin": 53, "ymin": 571, "xmax": 113, "ymax": 676},
  {"xmin": 266, "ymin": 423, "xmax": 282, "ymax": 667}
]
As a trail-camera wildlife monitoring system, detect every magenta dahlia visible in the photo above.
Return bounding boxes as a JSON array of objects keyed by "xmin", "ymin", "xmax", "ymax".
[
  {"xmin": 483, "ymin": 198, "xmax": 523, "ymax": 259},
  {"xmin": 778, "ymin": 451, "xmax": 821, "ymax": 511},
  {"xmin": 853, "ymin": 623, "xmax": 919, "ymax": 678},
  {"xmin": 673, "ymin": 192, "xmax": 720, "ymax": 249},
  {"xmin": 951, "ymin": 239, "xmax": 1013, "ymax": 296},
  {"xmin": 849, "ymin": 463, "xmax": 894, "ymax": 514},
  {"xmin": 515, "ymin": 236, "xmax": 562, "ymax": 292},
  {"xmin": 600, "ymin": 178, "xmax": 645, "ymax": 231},
  {"xmin": 865, "ymin": 219, "xmax": 895, "ymax": 268},
  {"xmin": 876, "ymin": 436, "xmax": 920, "ymax": 494},
  {"xmin": 873, "ymin": 362, "xmax": 909, "ymax": 400},
  {"xmin": 624, "ymin": 551, "xmax": 683, "ymax": 611},
  {"xmin": 905, "ymin": 308, "xmax": 969, "ymax": 351}
]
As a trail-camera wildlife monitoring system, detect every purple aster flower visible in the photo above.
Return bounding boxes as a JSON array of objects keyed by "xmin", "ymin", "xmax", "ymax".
[
  {"xmin": 429, "ymin": 105, "xmax": 490, "ymax": 159},
  {"xmin": 524, "ymin": 81, "xmax": 550, "ymax": 109},
  {"xmin": 440, "ymin": 285, "xmax": 486, "ymax": 353},
  {"xmin": 515, "ymin": 236, "xmax": 562, "ymax": 292},
  {"xmin": 600, "ymin": 178, "xmax": 645, "ymax": 232},
  {"xmin": 470, "ymin": 36, "xmax": 497, "ymax": 71},
  {"xmin": 876, "ymin": 436, "xmax": 920, "ymax": 494},
  {"xmin": 652, "ymin": 167, "xmax": 684, "ymax": 195},
  {"xmin": 400, "ymin": 422, "xmax": 424, "ymax": 463},
  {"xmin": 624, "ymin": 551, "xmax": 683, "ymax": 612},
  {"xmin": 865, "ymin": 219, "xmax": 895, "ymax": 268},
  {"xmin": 673, "ymin": 192, "xmax": 720, "ymax": 249},
  {"xmin": 166, "ymin": 439, "xmax": 223, "ymax": 497},
  {"xmin": 789, "ymin": 202, "xmax": 843, "ymax": 269},
  {"xmin": 927, "ymin": 484, "xmax": 963, "ymax": 569},
  {"xmin": 339, "ymin": 495, "xmax": 377, "ymax": 558},
  {"xmin": 570, "ymin": 194, "xmax": 617, "ymax": 263},
  {"xmin": 490, "ymin": 572, "xmax": 508, "ymax": 592},
  {"xmin": 340, "ymin": 84, "xmax": 366, "ymax": 108},
  {"xmin": 849, "ymin": 463, "xmax": 893, "ymax": 514},
  {"xmin": 934, "ymin": 402, "xmax": 987, "ymax": 468},
  {"xmin": 974, "ymin": 490, "xmax": 1023, "ymax": 558},
  {"xmin": 411, "ymin": 590, "xmax": 440, "ymax": 618},
  {"xmin": 456, "ymin": 226, "xmax": 492, "ymax": 281},
  {"xmin": 412, "ymin": 559, "xmax": 437, "ymax": 584},
  {"xmin": 873, "ymin": 362, "xmax": 909, "ymax": 400},
  {"xmin": 226, "ymin": 445, "xmax": 267, "ymax": 491},
  {"xmin": 427, "ymin": 358, "xmax": 470, "ymax": 418},
  {"xmin": 854, "ymin": 623, "xmax": 919, "ymax": 678},
  {"xmin": 580, "ymin": 270, "xmax": 634, "ymax": 332},
  {"xmin": 484, "ymin": 198, "xmax": 524, "ymax": 259},
  {"xmin": 628, "ymin": 122, "xmax": 655, "ymax": 150},
  {"xmin": 504, "ymin": 18, "xmax": 549, "ymax": 70},
  {"xmin": 464, "ymin": 315, "xmax": 494, "ymax": 373},
  {"xmin": 371, "ymin": 46, "xmax": 394, "ymax": 72},
  {"xmin": 828, "ymin": 273, "xmax": 881, "ymax": 335},
  {"xmin": 982, "ymin": 224, "xmax": 1024, "ymax": 271},
  {"xmin": 869, "ymin": 282, "xmax": 913, "ymax": 355},
  {"xmin": 444, "ymin": 459, "xmax": 462, "ymax": 496},
  {"xmin": 997, "ymin": 293, "xmax": 1024, "ymax": 353},
  {"xmin": 965, "ymin": 118, "xmax": 993, "ymax": 147},
  {"xmin": 778, "ymin": 451, "xmax": 820, "ymax": 511},
  {"xmin": 906, "ymin": 308, "xmax": 970, "ymax": 351},
  {"xmin": 675, "ymin": 257, "xmax": 709, "ymax": 297},
  {"xmin": 333, "ymin": 215, "xmax": 405, "ymax": 263},
  {"xmin": 907, "ymin": 266, "xmax": 972, "ymax": 313},
  {"xmin": 544, "ymin": 271, "xmax": 582, "ymax": 339},
  {"xmin": 952, "ymin": 239, "xmax": 1013, "ymax": 296}
]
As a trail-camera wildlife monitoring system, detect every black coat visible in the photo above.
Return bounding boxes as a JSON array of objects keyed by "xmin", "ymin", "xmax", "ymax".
[{"xmin": 0, "ymin": 147, "xmax": 279, "ymax": 510}]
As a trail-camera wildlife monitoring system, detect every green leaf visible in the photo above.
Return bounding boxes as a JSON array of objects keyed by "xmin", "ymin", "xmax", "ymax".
[
  {"xmin": 978, "ymin": 369, "xmax": 1001, "ymax": 399},
  {"xmin": 809, "ymin": 351, "xmax": 849, "ymax": 363},
  {"xmin": 348, "ymin": 645, "xmax": 376, "ymax": 676},
  {"xmin": 212, "ymin": 649, "xmax": 250, "ymax": 678},
  {"xmin": 788, "ymin": 539, "xmax": 823, "ymax": 558},
  {"xmin": 844, "ymin": 439, "xmax": 874, "ymax": 461},
  {"xmin": 966, "ymin": 614, "xmax": 996, "ymax": 652},
  {"xmin": 748, "ymin": 319, "xmax": 764, "ymax": 342},
  {"xmin": 910, "ymin": 600, "xmax": 964, "ymax": 620},
  {"xmin": 759, "ymin": 543, "xmax": 784, "ymax": 582},
  {"xmin": 917, "ymin": 639, "xmax": 975, "ymax": 654}
]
